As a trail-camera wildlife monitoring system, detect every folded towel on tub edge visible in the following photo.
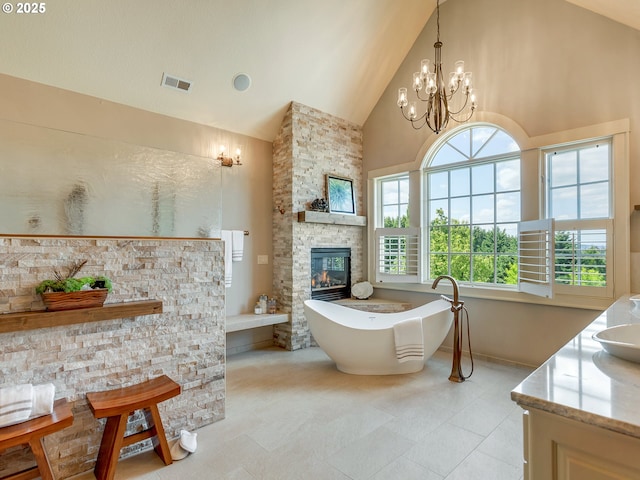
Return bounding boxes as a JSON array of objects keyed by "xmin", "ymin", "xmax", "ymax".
[{"xmin": 393, "ymin": 317, "xmax": 424, "ymax": 363}]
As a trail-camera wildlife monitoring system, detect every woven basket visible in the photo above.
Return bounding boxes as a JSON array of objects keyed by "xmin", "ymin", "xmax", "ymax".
[{"xmin": 41, "ymin": 289, "xmax": 108, "ymax": 311}]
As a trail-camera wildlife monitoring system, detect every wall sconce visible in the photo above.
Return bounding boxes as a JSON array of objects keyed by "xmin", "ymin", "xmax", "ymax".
[{"xmin": 218, "ymin": 145, "xmax": 243, "ymax": 167}]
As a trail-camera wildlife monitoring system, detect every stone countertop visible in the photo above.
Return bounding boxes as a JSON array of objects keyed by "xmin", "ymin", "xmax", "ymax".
[{"xmin": 511, "ymin": 294, "xmax": 640, "ymax": 438}]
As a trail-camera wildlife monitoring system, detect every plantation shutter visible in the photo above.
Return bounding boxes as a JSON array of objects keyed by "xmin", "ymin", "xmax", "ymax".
[
  {"xmin": 552, "ymin": 219, "xmax": 613, "ymax": 297},
  {"xmin": 374, "ymin": 227, "xmax": 420, "ymax": 283},
  {"xmin": 518, "ymin": 219, "xmax": 554, "ymax": 298}
]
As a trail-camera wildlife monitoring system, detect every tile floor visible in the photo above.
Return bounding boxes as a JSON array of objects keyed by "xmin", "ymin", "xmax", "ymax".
[{"xmin": 72, "ymin": 347, "xmax": 533, "ymax": 480}]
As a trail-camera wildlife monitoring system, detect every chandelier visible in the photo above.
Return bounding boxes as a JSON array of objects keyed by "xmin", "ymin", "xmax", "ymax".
[{"xmin": 397, "ymin": 0, "xmax": 476, "ymax": 134}]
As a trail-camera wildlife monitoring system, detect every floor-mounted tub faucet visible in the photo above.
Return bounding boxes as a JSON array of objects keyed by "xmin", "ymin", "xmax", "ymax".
[
  {"xmin": 431, "ymin": 275, "xmax": 472, "ymax": 382},
  {"xmin": 431, "ymin": 275, "xmax": 463, "ymax": 312}
]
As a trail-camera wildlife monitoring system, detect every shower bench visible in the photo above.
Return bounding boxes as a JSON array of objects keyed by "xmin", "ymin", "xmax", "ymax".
[
  {"xmin": 226, "ymin": 313, "xmax": 289, "ymax": 355},
  {"xmin": 226, "ymin": 312, "xmax": 288, "ymax": 333}
]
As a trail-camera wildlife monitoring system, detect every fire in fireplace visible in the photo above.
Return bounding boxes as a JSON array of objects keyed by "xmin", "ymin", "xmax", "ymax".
[{"xmin": 310, "ymin": 248, "xmax": 351, "ymax": 301}]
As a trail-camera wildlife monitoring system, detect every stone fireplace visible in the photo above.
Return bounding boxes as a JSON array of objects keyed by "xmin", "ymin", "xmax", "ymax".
[
  {"xmin": 272, "ymin": 102, "xmax": 364, "ymax": 350},
  {"xmin": 310, "ymin": 247, "xmax": 351, "ymax": 301}
]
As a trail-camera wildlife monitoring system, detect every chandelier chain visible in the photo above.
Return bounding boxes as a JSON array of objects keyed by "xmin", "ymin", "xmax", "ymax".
[{"xmin": 436, "ymin": 0, "xmax": 440, "ymax": 43}]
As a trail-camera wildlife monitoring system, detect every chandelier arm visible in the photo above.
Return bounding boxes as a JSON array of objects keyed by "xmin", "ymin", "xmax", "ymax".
[
  {"xmin": 400, "ymin": 106, "xmax": 430, "ymax": 124},
  {"xmin": 447, "ymin": 107, "xmax": 476, "ymax": 124},
  {"xmin": 399, "ymin": 107, "xmax": 414, "ymax": 122},
  {"xmin": 414, "ymin": 89, "xmax": 432, "ymax": 102},
  {"xmin": 446, "ymin": 82, "xmax": 462, "ymax": 99},
  {"xmin": 447, "ymin": 94, "xmax": 470, "ymax": 116},
  {"xmin": 411, "ymin": 118, "xmax": 428, "ymax": 130}
]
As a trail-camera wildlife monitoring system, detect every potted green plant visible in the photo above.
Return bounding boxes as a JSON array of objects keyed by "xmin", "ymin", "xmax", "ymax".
[{"xmin": 36, "ymin": 260, "xmax": 113, "ymax": 311}]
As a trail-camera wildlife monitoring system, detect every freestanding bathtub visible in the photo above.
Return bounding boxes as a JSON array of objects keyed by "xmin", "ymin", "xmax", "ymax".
[{"xmin": 304, "ymin": 299, "xmax": 454, "ymax": 375}]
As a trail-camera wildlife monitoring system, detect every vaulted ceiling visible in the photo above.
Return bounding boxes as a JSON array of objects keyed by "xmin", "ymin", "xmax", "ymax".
[{"xmin": 1, "ymin": 0, "xmax": 638, "ymax": 142}]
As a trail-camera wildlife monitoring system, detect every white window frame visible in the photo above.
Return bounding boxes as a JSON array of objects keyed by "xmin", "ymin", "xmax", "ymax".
[
  {"xmin": 367, "ymin": 117, "xmax": 630, "ymax": 310},
  {"xmin": 424, "ymin": 152, "xmax": 521, "ymax": 287},
  {"xmin": 372, "ymin": 173, "xmax": 417, "ymax": 283}
]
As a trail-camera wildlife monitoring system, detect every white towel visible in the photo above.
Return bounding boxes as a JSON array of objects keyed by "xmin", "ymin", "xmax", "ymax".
[
  {"xmin": 393, "ymin": 317, "xmax": 424, "ymax": 363},
  {"xmin": 232, "ymin": 230, "xmax": 244, "ymax": 262},
  {"xmin": 221, "ymin": 230, "xmax": 233, "ymax": 288},
  {"xmin": 31, "ymin": 383, "xmax": 55, "ymax": 418},
  {"xmin": 0, "ymin": 384, "xmax": 33, "ymax": 428}
]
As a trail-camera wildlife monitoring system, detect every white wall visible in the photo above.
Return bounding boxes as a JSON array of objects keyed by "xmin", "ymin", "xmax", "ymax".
[{"xmin": 363, "ymin": 0, "xmax": 640, "ymax": 365}]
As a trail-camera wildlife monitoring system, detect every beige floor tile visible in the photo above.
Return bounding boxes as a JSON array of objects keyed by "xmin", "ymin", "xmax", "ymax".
[
  {"xmin": 68, "ymin": 346, "xmax": 532, "ymax": 480},
  {"xmin": 477, "ymin": 408, "xmax": 525, "ymax": 468},
  {"xmin": 403, "ymin": 422, "xmax": 485, "ymax": 477},
  {"xmin": 328, "ymin": 426, "xmax": 415, "ymax": 479},
  {"xmin": 370, "ymin": 457, "xmax": 443, "ymax": 480},
  {"xmin": 444, "ymin": 450, "xmax": 522, "ymax": 480}
]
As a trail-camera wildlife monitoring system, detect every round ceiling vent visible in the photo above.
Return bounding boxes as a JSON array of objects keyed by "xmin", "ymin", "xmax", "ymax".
[{"xmin": 232, "ymin": 73, "xmax": 252, "ymax": 92}]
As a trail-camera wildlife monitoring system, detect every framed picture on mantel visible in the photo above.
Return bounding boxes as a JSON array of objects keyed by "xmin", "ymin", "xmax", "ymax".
[{"xmin": 326, "ymin": 174, "xmax": 355, "ymax": 215}]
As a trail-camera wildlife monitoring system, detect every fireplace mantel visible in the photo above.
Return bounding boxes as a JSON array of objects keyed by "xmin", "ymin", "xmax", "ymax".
[{"xmin": 297, "ymin": 211, "xmax": 366, "ymax": 227}]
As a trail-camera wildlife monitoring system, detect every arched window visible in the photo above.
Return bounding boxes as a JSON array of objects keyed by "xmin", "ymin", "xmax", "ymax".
[{"xmin": 423, "ymin": 125, "xmax": 521, "ymax": 285}]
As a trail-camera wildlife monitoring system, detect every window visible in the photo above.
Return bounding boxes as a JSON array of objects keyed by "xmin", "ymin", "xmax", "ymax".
[
  {"xmin": 547, "ymin": 143, "xmax": 610, "ymax": 221},
  {"xmin": 369, "ymin": 118, "xmax": 629, "ymax": 308},
  {"xmin": 545, "ymin": 141, "xmax": 612, "ymax": 296},
  {"xmin": 380, "ymin": 175, "xmax": 409, "ymax": 227},
  {"xmin": 374, "ymin": 175, "xmax": 418, "ymax": 282},
  {"xmin": 425, "ymin": 126, "xmax": 520, "ymax": 285}
]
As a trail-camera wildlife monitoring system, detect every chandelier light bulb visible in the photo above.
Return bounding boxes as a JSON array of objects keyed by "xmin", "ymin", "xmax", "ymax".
[
  {"xmin": 409, "ymin": 102, "xmax": 417, "ymax": 119},
  {"xmin": 413, "ymin": 72, "xmax": 423, "ymax": 90},
  {"xmin": 449, "ymin": 72, "xmax": 457, "ymax": 90},
  {"xmin": 464, "ymin": 73, "xmax": 473, "ymax": 89},
  {"xmin": 397, "ymin": 87, "xmax": 408, "ymax": 107},
  {"xmin": 421, "ymin": 59, "xmax": 431, "ymax": 78}
]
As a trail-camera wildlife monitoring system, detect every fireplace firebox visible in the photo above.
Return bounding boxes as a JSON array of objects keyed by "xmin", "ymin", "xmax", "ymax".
[{"xmin": 310, "ymin": 248, "xmax": 351, "ymax": 301}]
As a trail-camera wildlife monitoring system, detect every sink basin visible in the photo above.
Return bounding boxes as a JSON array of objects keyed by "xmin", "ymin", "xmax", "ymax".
[{"xmin": 593, "ymin": 324, "xmax": 640, "ymax": 363}]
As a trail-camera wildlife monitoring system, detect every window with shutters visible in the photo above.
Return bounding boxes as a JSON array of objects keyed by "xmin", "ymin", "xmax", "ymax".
[
  {"xmin": 369, "ymin": 119, "xmax": 627, "ymax": 308},
  {"xmin": 545, "ymin": 141, "xmax": 613, "ymax": 297}
]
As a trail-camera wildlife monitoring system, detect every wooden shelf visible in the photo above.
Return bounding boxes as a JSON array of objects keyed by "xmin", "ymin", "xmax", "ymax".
[
  {"xmin": 0, "ymin": 300, "xmax": 163, "ymax": 334},
  {"xmin": 297, "ymin": 210, "xmax": 366, "ymax": 227}
]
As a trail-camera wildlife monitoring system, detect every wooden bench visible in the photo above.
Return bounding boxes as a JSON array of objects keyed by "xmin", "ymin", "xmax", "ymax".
[
  {"xmin": 86, "ymin": 375, "xmax": 181, "ymax": 480},
  {"xmin": 0, "ymin": 398, "xmax": 73, "ymax": 480}
]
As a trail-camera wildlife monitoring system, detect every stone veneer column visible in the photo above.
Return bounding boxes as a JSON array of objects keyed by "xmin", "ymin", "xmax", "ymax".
[
  {"xmin": 0, "ymin": 237, "xmax": 225, "ymax": 479},
  {"xmin": 272, "ymin": 102, "xmax": 364, "ymax": 350}
]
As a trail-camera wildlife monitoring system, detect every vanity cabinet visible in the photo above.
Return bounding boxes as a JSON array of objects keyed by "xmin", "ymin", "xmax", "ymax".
[
  {"xmin": 523, "ymin": 408, "xmax": 640, "ymax": 479},
  {"xmin": 512, "ymin": 295, "xmax": 640, "ymax": 480}
]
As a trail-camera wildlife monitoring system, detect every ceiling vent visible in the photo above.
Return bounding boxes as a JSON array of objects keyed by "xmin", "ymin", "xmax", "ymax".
[{"xmin": 161, "ymin": 73, "xmax": 192, "ymax": 93}]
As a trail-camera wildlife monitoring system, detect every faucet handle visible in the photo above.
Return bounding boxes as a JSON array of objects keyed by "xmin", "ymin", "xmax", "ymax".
[{"xmin": 441, "ymin": 294, "xmax": 464, "ymax": 310}]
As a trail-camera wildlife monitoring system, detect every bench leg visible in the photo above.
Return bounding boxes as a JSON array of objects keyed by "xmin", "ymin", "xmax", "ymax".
[
  {"xmin": 28, "ymin": 437, "xmax": 53, "ymax": 480},
  {"xmin": 144, "ymin": 405, "xmax": 172, "ymax": 466},
  {"xmin": 94, "ymin": 414, "xmax": 128, "ymax": 480}
]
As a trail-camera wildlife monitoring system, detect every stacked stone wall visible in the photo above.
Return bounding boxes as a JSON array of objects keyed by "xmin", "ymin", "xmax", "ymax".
[
  {"xmin": 0, "ymin": 237, "xmax": 225, "ymax": 479},
  {"xmin": 273, "ymin": 102, "xmax": 364, "ymax": 350}
]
